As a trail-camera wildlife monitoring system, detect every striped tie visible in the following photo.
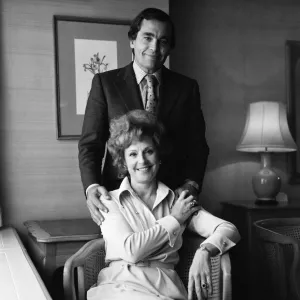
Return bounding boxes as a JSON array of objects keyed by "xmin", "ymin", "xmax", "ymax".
[{"xmin": 145, "ymin": 75, "xmax": 157, "ymax": 114}]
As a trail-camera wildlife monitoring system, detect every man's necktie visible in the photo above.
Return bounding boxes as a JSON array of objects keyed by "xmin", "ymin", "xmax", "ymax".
[{"xmin": 145, "ymin": 75, "xmax": 157, "ymax": 114}]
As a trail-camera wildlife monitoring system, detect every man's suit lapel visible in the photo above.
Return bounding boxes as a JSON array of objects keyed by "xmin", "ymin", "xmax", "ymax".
[
  {"xmin": 158, "ymin": 66, "xmax": 180, "ymax": 120},
  {"xmin": 114, "ymin": 63, "xmax": 144, "ymax": 111}
]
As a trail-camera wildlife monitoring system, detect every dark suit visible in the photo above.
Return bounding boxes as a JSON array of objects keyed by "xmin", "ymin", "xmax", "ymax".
[{"xmin": 78, "ymin": 62, "xmax": 209, "ymax": 192}]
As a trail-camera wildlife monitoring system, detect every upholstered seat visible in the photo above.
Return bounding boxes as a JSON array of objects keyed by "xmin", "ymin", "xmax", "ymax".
[{"xmin": 63, "ymin": 232, "xmax": 232, "ymax": 300}]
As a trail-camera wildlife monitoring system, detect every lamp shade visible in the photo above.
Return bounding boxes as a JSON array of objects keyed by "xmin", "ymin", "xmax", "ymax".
[{"xmin": 236, "ymin": 101, "xmax": 297, "ymax": 153}]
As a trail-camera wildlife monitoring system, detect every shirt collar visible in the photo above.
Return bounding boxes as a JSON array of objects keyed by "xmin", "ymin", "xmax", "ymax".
[
  {"xmin": 117, "ymin": 176, "xmax": 175, "ymax": 208},
  {"xmin": 133, "ymin": 61, "xmax": 161, "ymax": 85}
]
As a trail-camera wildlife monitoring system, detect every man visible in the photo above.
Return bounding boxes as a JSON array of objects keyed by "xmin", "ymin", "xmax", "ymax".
[{"xmin": 78, "ymin": 8, "xmax": 209, "ymax": 225}]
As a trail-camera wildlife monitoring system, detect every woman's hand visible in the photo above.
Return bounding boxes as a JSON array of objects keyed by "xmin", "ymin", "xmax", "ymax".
[
  {"xmin": 188, "ymin": 247, "xmax": 213, "ymax": 300},
  {"xmin": 171, "ymin": 190, "xmax": 200, "ymax": 225}
]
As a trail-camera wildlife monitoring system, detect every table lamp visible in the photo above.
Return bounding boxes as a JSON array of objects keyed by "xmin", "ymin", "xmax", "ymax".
[{"xmin": 236, "ymin": 101, "xmax": 297, "ymax": 204}]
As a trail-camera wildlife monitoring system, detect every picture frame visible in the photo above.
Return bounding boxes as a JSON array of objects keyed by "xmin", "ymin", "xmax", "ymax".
[
  {"xmin": 54, "ymin": 16, "xmax": 131, "ymax": 139},
  {"xmin": 286, "ymin": 40, "xmax": 300, "ymax": 183}
]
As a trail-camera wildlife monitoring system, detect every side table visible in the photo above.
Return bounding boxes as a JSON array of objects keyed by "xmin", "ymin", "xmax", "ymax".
[
  {"xmin": 24, "ymin": 219, "xmax": 101, "ymax": 297},
  {"xmin": 221, "ymin": 200, "xmax": 300, "ymax": 300}
]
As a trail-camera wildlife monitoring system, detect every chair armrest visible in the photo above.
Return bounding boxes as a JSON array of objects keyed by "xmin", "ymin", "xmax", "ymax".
[
  {"xmin": 64, "ymin": 238, "xmax": 104, "ymax": 269},
  {"xmin": 177, "ymin": 232, "xmax": 229, "ymax": 300},
  {"xmin": 220, "ymin": 253, "xmax": 231, "ymax": 300},
  {"xmin": 64, "ymin": 238, "xmax": 105, "ymax": 300}
]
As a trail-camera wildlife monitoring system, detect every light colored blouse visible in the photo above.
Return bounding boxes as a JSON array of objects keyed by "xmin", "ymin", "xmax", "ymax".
[{"xmin": 87, "ymin": 177, "xmax": 240, "ymax": 300}]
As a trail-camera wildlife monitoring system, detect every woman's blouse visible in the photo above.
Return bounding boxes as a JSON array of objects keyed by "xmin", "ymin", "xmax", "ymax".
[{"xmin": 100, "ymin": 177, "xmax": 240, "ymax": 266}]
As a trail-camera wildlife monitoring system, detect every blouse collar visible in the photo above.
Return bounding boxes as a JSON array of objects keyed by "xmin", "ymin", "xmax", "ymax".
[{"xmin": 117, "ymin": 177, "xmax": 175, "ymax": 209}]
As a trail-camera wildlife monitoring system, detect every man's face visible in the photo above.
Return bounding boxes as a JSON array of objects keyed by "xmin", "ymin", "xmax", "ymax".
[{"xmin": 130, "ymin": 19, "xmax": 172, "ymax": 74}]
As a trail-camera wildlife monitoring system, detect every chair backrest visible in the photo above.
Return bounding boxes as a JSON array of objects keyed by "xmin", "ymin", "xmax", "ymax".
[
  {"xmin": 254, "ymin": 218, "xmax": 300, "ymax": 300},
  {"xmin": 64, "ymin": 232, "xmax": 231, "ymax": 300}
]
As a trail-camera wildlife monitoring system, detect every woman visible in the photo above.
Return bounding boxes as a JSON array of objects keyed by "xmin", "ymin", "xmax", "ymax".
[{"xmin": 87, "ymin": 110, "xmax": 240, "ymax": 300}]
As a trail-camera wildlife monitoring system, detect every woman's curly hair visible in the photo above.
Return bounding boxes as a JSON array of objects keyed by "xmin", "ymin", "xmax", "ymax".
[{"xmin": 107, "ymin": 110, "xmax": 165, "ymax": 178}]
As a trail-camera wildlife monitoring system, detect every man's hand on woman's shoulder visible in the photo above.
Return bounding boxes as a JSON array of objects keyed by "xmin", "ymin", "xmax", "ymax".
[{"xmin": 86, "ymin": 184, "xmax": 111, "ymax": 225}]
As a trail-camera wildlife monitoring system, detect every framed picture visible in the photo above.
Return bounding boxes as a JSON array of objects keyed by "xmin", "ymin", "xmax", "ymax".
[
  {"xmin": 54, "ymin": 16, "xmax": 131, "ymax": 139},
  {"xmin": 286, "ymin": 40, "xmax": 300, "ymax": 183}
]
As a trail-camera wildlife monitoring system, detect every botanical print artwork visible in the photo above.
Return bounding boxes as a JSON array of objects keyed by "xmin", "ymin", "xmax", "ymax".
[
  {"xmin": 74, "ymin": 39, "xmax": 118, "ymax": 115},
  {"xmin": 83, "ymin": 52, "xmax": 109, "ymax": 74}
]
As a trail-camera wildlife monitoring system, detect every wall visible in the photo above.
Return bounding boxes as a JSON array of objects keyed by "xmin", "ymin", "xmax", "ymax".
[
  {"xmin": 1, "ymin": 0, "xmax": 168, "ymax": 236},
  {"xmin": 170, "ymin": 0, "xmax": 300, "ymax": 213}
]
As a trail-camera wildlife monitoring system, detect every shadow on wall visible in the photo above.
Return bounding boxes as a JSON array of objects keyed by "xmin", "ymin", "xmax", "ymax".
[
  {"xmin": 201, "ymin": 101, "xmax": 292, "ymax": 214},
  {"xmin": 204, "ymin": 99, "xmax": 292, "ymax": 174},
  {"xmin": 204, "ymin": 101, "xmax": 247, "ymax": 172}
]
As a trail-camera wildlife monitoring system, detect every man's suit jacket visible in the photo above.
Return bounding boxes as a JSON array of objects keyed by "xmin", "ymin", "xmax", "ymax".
[{"xmin": 78, "ymin": 62, "xmax": 209, "ymax": 192}]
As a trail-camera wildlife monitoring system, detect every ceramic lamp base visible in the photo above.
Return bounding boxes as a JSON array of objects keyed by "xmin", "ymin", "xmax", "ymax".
[{"xmin": 252, "ymin": 153, "xmax": 281, "ymax": 204}]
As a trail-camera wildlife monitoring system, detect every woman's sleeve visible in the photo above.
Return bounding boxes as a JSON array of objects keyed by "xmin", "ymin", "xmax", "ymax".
[
  {"xmin": 101, "ymin": 199, "xmax": 181, "ymax": 263},
  {"xmin": 187, "ymin": 207, "xmax": 241, "ymax": 255}
]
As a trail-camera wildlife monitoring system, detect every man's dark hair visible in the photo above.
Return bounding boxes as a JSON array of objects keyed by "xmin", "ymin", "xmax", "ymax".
[{"xmin": 128, "ymin": 8, "xmax": 175, "ymax": 48}]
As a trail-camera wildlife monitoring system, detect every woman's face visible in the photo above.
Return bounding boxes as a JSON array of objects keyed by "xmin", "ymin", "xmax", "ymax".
[{"xmin": 124, "ymin": 136, "xmax": 159, "ymax": 185}]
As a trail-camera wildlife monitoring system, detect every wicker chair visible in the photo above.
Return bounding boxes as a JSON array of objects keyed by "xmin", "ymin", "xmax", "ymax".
[
  {"xmin": 254, "ymin": 218, "xmax": 300, "ymax": 300},
  {"xmin": 63, "ymin": 231, "xmax": 232, "ymax": 300}
]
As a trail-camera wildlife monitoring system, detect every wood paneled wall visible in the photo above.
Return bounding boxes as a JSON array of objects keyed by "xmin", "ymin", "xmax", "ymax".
[{"xmin": 1, "ymin": 0, "xmax": 168, "ymax": 236}]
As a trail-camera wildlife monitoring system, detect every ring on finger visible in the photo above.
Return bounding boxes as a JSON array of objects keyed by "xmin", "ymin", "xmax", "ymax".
[
  {"xmin": 189, "ymin": 200, "xmax": 197, "ymax": 208},
  {"xmin": 201, "ymin": 282, "xmax": 209, "ymax": 289}
]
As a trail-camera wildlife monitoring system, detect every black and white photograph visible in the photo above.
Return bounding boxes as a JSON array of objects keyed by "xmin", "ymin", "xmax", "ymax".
[{"xmin": 1, "ymin": 1, "xmax": 300, "ymax": 300}]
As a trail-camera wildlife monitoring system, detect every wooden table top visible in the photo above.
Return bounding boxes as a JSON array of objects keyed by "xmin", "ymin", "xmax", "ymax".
[{"xmin": 24, "ymin": 219, "xmax": 101, "ymax": 243}]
